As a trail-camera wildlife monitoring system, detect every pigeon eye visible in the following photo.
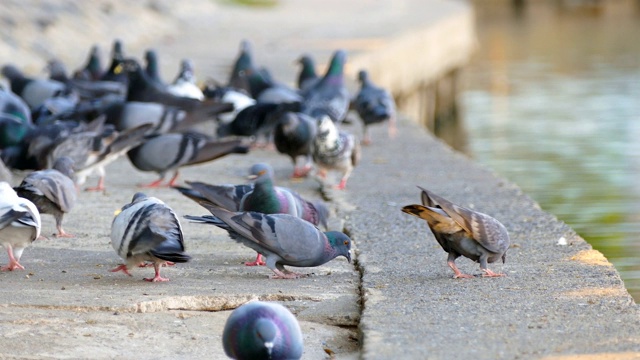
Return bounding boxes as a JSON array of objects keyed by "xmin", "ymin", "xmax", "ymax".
[{"xmin": 343, "ymin": 240, "xmax": 349, "ymax": 246}]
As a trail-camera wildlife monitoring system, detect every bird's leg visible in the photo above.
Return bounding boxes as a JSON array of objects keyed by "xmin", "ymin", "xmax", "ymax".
[
  {"xmin": 138, "ymin": 178, "xmax": 165, "ymax": 188},
  {"xmin": 362, "ymin": 127, "xmax": 372, "ymax": 146},
  {"xmin": 85, "ymin": 176, "xmax": 106, "ymax": 192},
  {"xmin": 481, "ymin": 268, "xmax": 506, "ymax": 278},
  {"xmin": 269, "ymin": 268, "xmax": 303, "ymax": 279},
  {"xmin": 447, "ymin": 256, "xmax": 474, "ymax": 279},
  {"xmin": 144, "ymin": 263, "xmax": 170, "ymax": 282},
  {"xmin": 55, "ymin": 224, "xmax": 74, "ymax": 238},
  {"xmin": 335, "ymin": 168, "xmax": 352, "ymax": 190},
  {"xmin": 1, "ymin": 246, "xmax": 25, "ymax": 271},
  {"xmin": 388, "ymin": 116, "xmax": 397, "ymax": 139},
  {"xmin": 292, "ymin": 157, "xmax": 312, "ymax": 178},
  {"xmin": 109, "ymin": 264, "xmax": 133, "ymax": 276},
  {"xmin": 166, "ymin": 171, "xmax": 180, "ymax": 187},
  {"xmin": 245, "ymin": 253, "xmax": 266, "ymax": 266}
]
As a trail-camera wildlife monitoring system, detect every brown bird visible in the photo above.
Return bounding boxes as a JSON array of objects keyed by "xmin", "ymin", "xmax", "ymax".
[{"xmin": 402, "ymin": 187, "xmax": 510, "ymax": 278}]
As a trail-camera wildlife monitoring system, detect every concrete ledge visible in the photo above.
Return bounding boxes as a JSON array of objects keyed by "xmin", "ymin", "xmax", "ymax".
[{"xmin": 348, "ymin": 120, "xmax": 640, "ymax": 359}]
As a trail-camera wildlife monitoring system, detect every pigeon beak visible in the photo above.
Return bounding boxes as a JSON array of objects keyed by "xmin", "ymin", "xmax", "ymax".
[
  {"xmin": 113, "ymin": 209, "xmax": 122, "ymax": 216},
  {"xmin": 246, "ymin": 174, "xmax": 258, "ymax": 180},
  {"xmin": 346, "ymin": 251, "xmax": 351, "ymax": 263}
]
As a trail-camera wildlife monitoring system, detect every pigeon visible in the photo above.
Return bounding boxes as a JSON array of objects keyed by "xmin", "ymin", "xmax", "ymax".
[
  {"xmin": 227, "ymin": 39, "xmax": 254, "ymax": 94},
  {"xmin": 127, "ymin": 132, "xmax": 250, "ymax": 188},
  {"xmin": 296, "ymin": 54, "xmax": 319, "ymax": 92},
  {"xmin": 203, "ymin": 85, "xmax": 256, "ymax": 125},
  {"xmin": 0, "ymin": 182, "xmax": 41, "ymax": 271},
  {"xmin": 118, "ymin": 58, "xmax": 202, "ymax": 111},
  {"xmin": 144, "ymin": 49, "xmax": 165, "ymax": 88},
  {"xmin": 0, "ymin": 84, "xmax": 31, "ymax": 125},
  {"xmin": 194, "ymin": 204, "xmax": 350, "ymax": 279},
  {"xmin": 73, "ymin": 45, "xmax": 103, "ymax": 81},
  {"xmin": 166, "ymin": 59, "xmax": 204, "ymax": 100},
  {"xmin": 110, "ymin": 192, "xmax": 191, "ymax": 282},
  {"xmin": 14, "ymin": 156, "xmax": 77, "ymax": 238},
  {"xmin": 273, "ymin": 111, "xmax": 317, "ymax": 178},
  {"xmin": 245, "ymin": 68, "xmax": 302, "ymax": 105},
  {"xmin": 104, "ymin": 100, "xmax": 233, "ymax": 134},
  {"xmin": 238, "ymin": 163, "xmax": 329, "ymax": 225},
  {"xmin": 174, "ymin": 163, "xmax": 270, "ymax": 214},
  {"xmin": 354, "ymin": 69, "xmax": 397, "ymax": 144},
  {"xmin": 401, "ymin": 187, "xmax": 510, "ymax": 278},
  {"xmin": 45, "ymin": 122, "xmax": 153, "ymax": 191},
  {"xmin": 217, "ymin": 102, "xmax": 301, "ymax": 144},
  {"xmin": 301, "ymin": 50, "xmax": 350, "ymax": 123},
  {"xmin": 100, "ymin": 39, "xmax": 128, "ymax": 85},
  {"xmin": 312, "ymin": 116, "xmax": 360, "ymax": 190},
  {"xmin": 223, "ymin": 301, "xmax": 303, "ymax": 360},
  {"xmin": 1, "ymin": 64, "xmax": 70, "ymax": 111}
]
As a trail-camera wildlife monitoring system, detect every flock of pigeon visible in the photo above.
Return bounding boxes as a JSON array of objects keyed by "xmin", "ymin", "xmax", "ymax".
[{"xmin": 0, "ymin": 39, "xmax": 510, "ymax": 359}]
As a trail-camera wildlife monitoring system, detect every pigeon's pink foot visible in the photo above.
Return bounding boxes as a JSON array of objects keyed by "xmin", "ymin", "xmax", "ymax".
[
  {"xmin": 292, "ymin": 165, "xmax": 312, "ymax": 178},
  {"xmin": 245, "ymin": 253, "xmax": 266, "ymax": 266},
  {"xmin": 110, "ymin": 264, "xmax": 132, "ymax": 276},
  {"xmin": 1, "ymin": 260, "xmax": 25, "ymax": 271},
  {"xmin": 482, "ymin": 269, "xmax": 506, "ymax": 278},
  {"xmin": 334, "ymin": 179, "xmax": 348, "ymax": 190},
  {"xmin": 144, "ymin": 264, "xmax": 169, "ymax": 282},
  {"xmin": 2, "ymin": 248, "xmax": 25, "ymax": 271},
  {"xmin": 55, "ymin": 227, "xmax": 74, "ymax": 238},
  {"xmin": 448, "ymin": 261, "xmax": 474, "ymax": 279},
  {"xmin": 163, "ymin": 262, "xmax": 176, "ymax": 267},
  {"xmin": 85, "ymin": 178, "xmax": 105, "ymax": 192},
  {"xmin": 138, "ymin": 179, "xmax": 166, "ymax": 188},
  {"xmin": 270, "ymin": 269, "xmax": 304, "ymax": 279},
  {"xmin": 144, "ymin": 275, "xmax": 170, "ymax": 282}
]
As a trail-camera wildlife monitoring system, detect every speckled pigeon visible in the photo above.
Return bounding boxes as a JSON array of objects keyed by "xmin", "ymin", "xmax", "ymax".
[
  {"xmin": 195, "ymin": 204, "xmax": 350, "ymax": 279},
  {"xmin": 312, "ymin": 116, "xmax": 360, "ymax": 190},
  {"xmin": 223, "ymin": 301, "xmax": 303, "ymax": 360},
  {"xmin": 401, "ymin": 187, "xmax": 510, "ymax": 278},
  {"xmin": 110, "ymin": 192, "xmax": 191, "ymax": 282},
  {"xmin": 0, "ymin": 182, "xmax": 41, "ymax": 271},
  {"xmin": 127, "ymin": 132, "xmax": 250, "ymax": 187},
  {"xmin": 354, "ymin": 69, "xmax": 397, "ymax": 144},
  {"xmin": 301, "ymin": 50, "xmax": 350, "ymax": 123},
  {"xmin": 14, "ymin": 156, "xmax": 77, "ymax": 238},
  {"xmin": 273, "ymin": 111, "xmax": 317, "ymax": 178}
]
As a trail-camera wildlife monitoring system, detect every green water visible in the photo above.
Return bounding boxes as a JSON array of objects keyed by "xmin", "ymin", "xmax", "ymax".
[{"xmin": 463, "ymin": 0, "xmax": 640, "ymax": 300}]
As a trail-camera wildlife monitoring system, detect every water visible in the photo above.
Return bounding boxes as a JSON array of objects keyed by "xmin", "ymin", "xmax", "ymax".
[{"xmin": 462, "ymin": 0, "xmax": 640, "ymax": 300}]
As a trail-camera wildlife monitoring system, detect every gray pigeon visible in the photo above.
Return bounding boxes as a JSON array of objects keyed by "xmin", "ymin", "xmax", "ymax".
[
  {"xmin": 14, "ymin": 156, "xmax": 77, "ymax": 238},
  {"xmin": 0, "ymin": 182, "xmax": 41, "ymax": 271},
  {"xmin": 301, "ymin": 50, "xmax": 350, "ymax": 123},
  {"xmin": 273, "ymin": 111, "xmax": 317, "ymax": 178},
  {"xmin": 312, "ymin": 116, "xmax": 360, "ymax": 190},
  {"xmin": 401, "ymin": 187, "xmax": 510, "ymax": 278},
  {"xmin": 1, "ymin": 64, "xmax": 70, "ymax": 110},
  {"xmin": 110, "ymin": 192, "xmax": 191, "ymax": 282},
  {"xmin": 354, "ymin": 69, "xmax": 397, "ymax": 144},
  {"xmin": 223, "ymin": 301, "xmax": 303, "ymax": 360},
  {"xmin": 45, "ymin": 123, "xmax": 153, "ymax": 191},
  {"xmin": 183, "ymin": 163, "xmax": 330, "ymax": 266},
  {"xmin": 196, "ymin": 204, "xmax": 350, "ymax": 279},
  {"xmin": 127, "ymin": 132, "xmax": 250, "ymax": 187},
  {"xmin": 296, "ymin": 54, "xmax": 319, "ymax": 92}
]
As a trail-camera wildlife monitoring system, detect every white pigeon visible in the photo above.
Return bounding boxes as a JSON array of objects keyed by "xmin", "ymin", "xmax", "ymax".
[
  {"xmin": 110, "ymin": 192, "xmax": 191, "ymax": 282},
  {"xmin": 0, "ymin": 182, "xmax": 41, "ymax": 271}
]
